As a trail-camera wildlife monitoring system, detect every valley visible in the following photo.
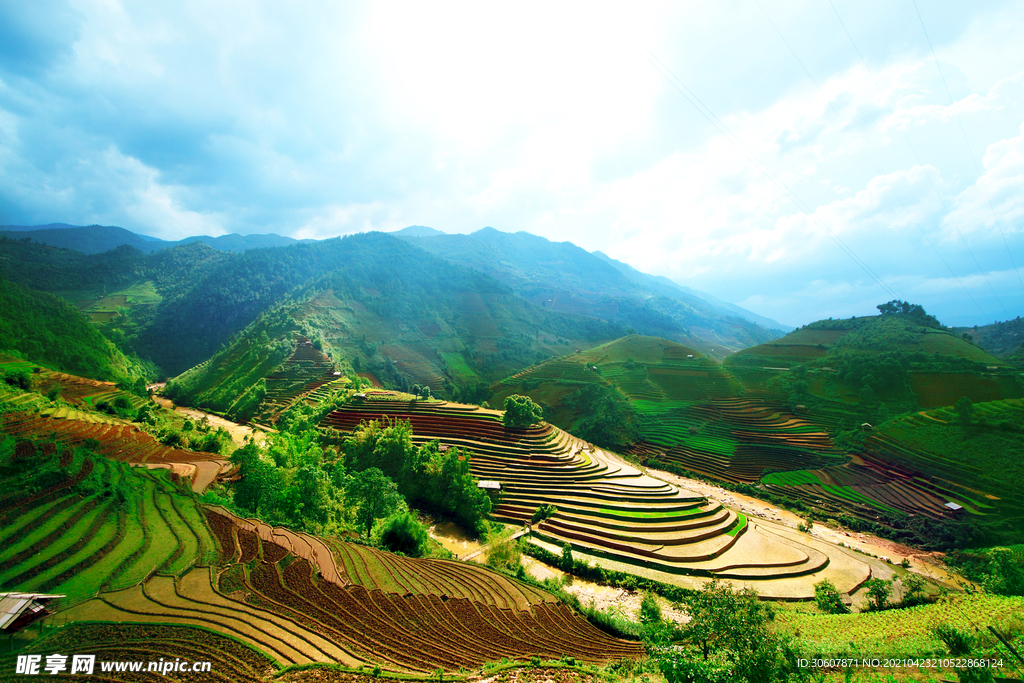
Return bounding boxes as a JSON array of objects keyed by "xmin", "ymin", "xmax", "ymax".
[{"xmin": 1, "ymin": 226, "xmax": 1022, "ymax": 682}]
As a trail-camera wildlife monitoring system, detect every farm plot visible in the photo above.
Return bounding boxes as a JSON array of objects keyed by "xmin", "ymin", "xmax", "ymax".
[
  {"xmin": 8, "ymin": 622, "xmax": 275, "ymax": 683},
  {"xmin": 255, "ymin": 336, "xmax": 342, "ymax": 422},
  {"xmin": 0, "ymin": 409, "xmax": 226, "ymax": 492},
  {"xmin": 207, "ymin": 514, "xmax": 642, "ymax": 672},
  {"xmin": 320, "ymin": 393, "xmax": 869, "ymax": 591},
  {"xmin": 0, "ymin": 435, "xmax": 218, "ymax": 602},
  {"xmin": 0, "ymin": 353, "xmax": 148, "ymax": 410},
  {"xmin": 631, "ymin": 398, "xmax": 844, "ymax": 484}
]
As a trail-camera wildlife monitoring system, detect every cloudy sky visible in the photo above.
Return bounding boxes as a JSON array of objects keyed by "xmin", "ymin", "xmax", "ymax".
[{"xmin": 2, "ymin": 1, "xmax": 1023, "ymax": 327}]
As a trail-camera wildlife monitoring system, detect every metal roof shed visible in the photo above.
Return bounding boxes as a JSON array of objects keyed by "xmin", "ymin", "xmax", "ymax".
[{"xmin": 0, "ymin": 593, "xmax": 64, "ymax": 633}]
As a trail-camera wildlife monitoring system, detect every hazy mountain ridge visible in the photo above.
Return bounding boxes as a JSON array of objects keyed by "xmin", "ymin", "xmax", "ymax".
[
  {"xmin": 4, "ymin": 223, "xmax": 790, "ymax": 360},
  {"xmin": 953, "ymin": 316, "xmax": 1024, "ymax": 360},
  {"xmin": 590, "ymin": 250, "xmax": 792, "ymax": 333},
  {"xmin": 396, "ymin": 227, "xmax": 781, "ymax": 358},
  {"xmin": 0, "ymin": 233, "xmax": 627, "ymax": 388},
  {"xmin": 0, "ymin": 223, "xmax": 310, "ymax": 254}
]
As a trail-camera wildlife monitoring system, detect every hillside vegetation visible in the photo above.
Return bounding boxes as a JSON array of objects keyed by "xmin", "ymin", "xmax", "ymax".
[
  {"xmin": 726, "ymin": 301, "xmax": 1023, "ymax": 418},
  {"xmin": 399, "ymin": 227, "xmax": 782, "ymax": 358},
  {"xmin": 0, "ymin": 277, "xmax": 150, "ymax": 386},
  {"xmin": 494, "ymin": 313, "xmax": 1024, "ymax": 547}
]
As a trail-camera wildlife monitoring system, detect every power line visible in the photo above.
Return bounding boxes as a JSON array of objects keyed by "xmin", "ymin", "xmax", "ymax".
[
  {"xmin": 642, "ymin": 52, "xmax": 900, "ymax": 300},
  {"xmin": 912, "ymin": 0, "xmax": 1024, "ymax": 299},
  {"xmin": 753, "ymin": 0, "xmax": 994, "ymax": 320}
]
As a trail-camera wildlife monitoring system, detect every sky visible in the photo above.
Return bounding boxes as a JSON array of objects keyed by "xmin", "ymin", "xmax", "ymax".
[{"xmin": 1, "ymin": 1, "xmax": 1023, "ymax": 328}]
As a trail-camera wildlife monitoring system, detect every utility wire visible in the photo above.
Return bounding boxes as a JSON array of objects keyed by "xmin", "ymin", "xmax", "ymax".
[
  {"xmin": 754, "ymin": 0, "xmax": 992, "ymax": 320},
  {"xmin": 828, "ymin": 0, "xmax": 1009, "ymax": 320},
  {"xmin": 643, "ymin": 52, "xmax": 900, "ymax": 299},
  {"xmin": 912, "ymin": 0, "xmax": 1024, "ymax": 298}
]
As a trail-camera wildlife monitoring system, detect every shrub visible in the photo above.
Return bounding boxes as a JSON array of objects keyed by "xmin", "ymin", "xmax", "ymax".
[
  {"xmin": 813, "ymin": 578, "xmax": 848, "ymax": 614},
  {"xmin": 639, "ymin": 592, "xmax": 662, "ymax": 624},
  {"xmin": 531, "ymin": 503, "xmax": 557, "ymax": 524},
  {"xmin": 863, "ymin": 578, "xmax": 893, "ymax": 612},
  {"xmin": 2, "ymin": 370, "xmax": 31, "ymax": 391},
  {"xmin": 375, "ymin": 512, "xmax": 428, "ymax": 557},
  {"xmin": 485, "ymin": 529, "xmax": 523, "ymax": 574}
]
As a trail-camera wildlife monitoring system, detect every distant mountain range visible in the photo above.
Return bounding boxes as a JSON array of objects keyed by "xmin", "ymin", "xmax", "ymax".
[
  {"xmin": 0, "ymin": 223, "xmax": 311, "ymax": 254},
  {"xmin": 2, "ymin": 222, "xmax": 790, "ymax": 354}
]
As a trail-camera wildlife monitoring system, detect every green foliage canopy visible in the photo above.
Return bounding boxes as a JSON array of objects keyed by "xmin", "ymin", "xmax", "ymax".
[{"xmin": 503, "ymin": 394, "xmax": 543, "ymax": 428}]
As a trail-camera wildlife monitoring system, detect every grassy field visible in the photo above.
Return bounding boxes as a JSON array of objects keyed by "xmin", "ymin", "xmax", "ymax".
[{"xmin": 775, "ymin": 593, "xmax": 1024, "ymax": 659}]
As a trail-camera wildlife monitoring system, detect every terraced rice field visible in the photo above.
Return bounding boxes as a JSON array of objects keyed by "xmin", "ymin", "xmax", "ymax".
[
  {"xmin": 320, "ymin": 393, "xmax": 870, "ymax": 594},
  {"xmin": 628, "ymin": 398, "xmax": 845, "ymax": 484},
  {"xmin": 0, "ymin": 353, "xmax": 148, "ymax": 410},
  {"xmin": 152, "ymin": 507, "xmax": 641, "ymax": 671},
  {"xmin": 0, "ymin": 409, "xmax": 228, "ymax": 492},
  {"xmin": 256, "ymin": 337, "xmax": 345, "ymax": 422},
  {"xmin": 0, "ymin": 439, "xmax": 218, "ymax": 602},
  {"xmin": 5, "ymin": 432, "xmax": 639, "ymax": 673},
  {"xmin": 3, "ymin": 622, "xmax": 275, "ymax": 683},
  {"xmin": 378, "ymin": 343, "xmax": 447, "ymax": 391},
  {"xmin": 755, "ymin": 401, "xmax": 1020, "ymax": 522}
]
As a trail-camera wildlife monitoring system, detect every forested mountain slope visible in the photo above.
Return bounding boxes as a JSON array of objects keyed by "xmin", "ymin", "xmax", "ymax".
[
  {"xmin": 396, "ymin": 227, "xmax": 781, "ymax": 358},
  {"xmin": 0, "ymin": 277, "xmax": 148, "ymax": 385}
]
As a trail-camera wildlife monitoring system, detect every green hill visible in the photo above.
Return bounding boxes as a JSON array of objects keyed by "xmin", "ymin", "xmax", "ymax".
[
  {"xmin": 953, "ymin": 316, "xmax": 1024, "ymax": 358},
  {"xmin": 492, "ymin": 336, "xmax": 843, "ymax": 482},
  {"xmin": 2, "ymin": 233, "xmax": 625, "ymax": 381},
  {"xmin": 0, "ymin": 277, "xmax": 149, "ymax": 386},
  {"xmin": 726, "ymin": 303, "xmax": 1023, "ymax": 415},
  {"xmin": 165, "ymin": 251, "xmax": 628, "ymax": 420}
]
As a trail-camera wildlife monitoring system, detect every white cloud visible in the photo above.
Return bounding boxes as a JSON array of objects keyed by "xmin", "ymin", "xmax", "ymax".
[{"xmin": 1, "ymin": 0, "xmax": 1023, "ymax": 326}]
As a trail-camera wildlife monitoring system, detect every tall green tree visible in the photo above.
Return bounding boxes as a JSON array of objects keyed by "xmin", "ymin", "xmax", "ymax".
[
  {"xmin": 813, "ymin": 578, "xmax": 848, "ymax": 614},
  {"xmin": 659, "ymin": 579, "xmax": 803, "ymax": 683},
  {"xmin": 347, "ymin": 467, "xmax": 404, "ymax": 537},
  {"xmin": 503, "ymin": 394, "xmax": 543, "ymax": 428},
  {"xmin": 230, "ymin": 442, "xmax": 282, "ymax": 516},
  {"xmin": 955, "ymin": 396, "xmax": 974, "ymax": 429}
]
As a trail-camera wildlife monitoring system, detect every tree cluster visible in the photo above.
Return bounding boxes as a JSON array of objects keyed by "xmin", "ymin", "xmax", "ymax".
[{"xmin": 502, "ymin": 394, "xmax": 544, "ymax": 428}]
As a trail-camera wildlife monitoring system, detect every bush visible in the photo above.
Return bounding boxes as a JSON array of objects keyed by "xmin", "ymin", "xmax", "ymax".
[
  {"xmin": 531, "ymin": 503, "xmax": 557, "ymax": 524},
  {"xmin": 375, "ymin": 512, "xmax": 428, "ymax": 557},
  {"xmin": 639, "ymin": 592, "xmax": 662, "ymax": 624},
  {"xmin": 863, "ymin": 578, "xmax": 893, "ymax": 612},
  {"xmin": 485, "ymin": 529, "xmax": 523, "ymax": 574},
  {"xmin": 3, "ymin": 370, "xmax": 31, "ymax": 391},
  {"xmin": 813, "ymin": 578, "xmax": 848, "ymax": 614}
]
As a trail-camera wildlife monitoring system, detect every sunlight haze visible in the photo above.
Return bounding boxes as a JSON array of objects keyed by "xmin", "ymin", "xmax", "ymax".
[{"xmin": 1, "ymin": 0, "xmax": 1023, "ymax": 326}]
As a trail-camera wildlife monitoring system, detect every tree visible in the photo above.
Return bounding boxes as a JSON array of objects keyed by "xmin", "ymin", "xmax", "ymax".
[
  {"xmin": 560, "ymin": 542, "xmax": 574, "ymax": 571},
  {"xmin": 901, "ymin": 574, "xmax": 926, "ymax": 604},
  {"xmin": 955, "ymin": 396, "xmax": 974, "ymax": 429},
  {"xmin": 983, "ymin": 547, "xmax": 1024, "ymax": 596},
  {"xmin": 503, "ymin": 394, "xmax": 543, "ymax": 428},
  {"xmin": 346, "ymin": 467, "xmax": 404, "ymax": 537},
  {"xmin": 660, "ymin": 579, "xmax": 801, "ymax": 683},
  {"xmin": 680, "ymin": 579, "xmax": 775, "ymax": 661},
  {"xmin": 376, "ymin": 512, "xmax": 428, "ymax": 557},
  {"xmin": 864, "ymin": 578, "xmax": 892, "ymax": 611},
  {"xmin": 639, "ymin": 592, "xmax": 662, "ymax": 624},
  {"xmin": 813, "ymin": 578, "xmax": 848, "ymax": 614}
]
